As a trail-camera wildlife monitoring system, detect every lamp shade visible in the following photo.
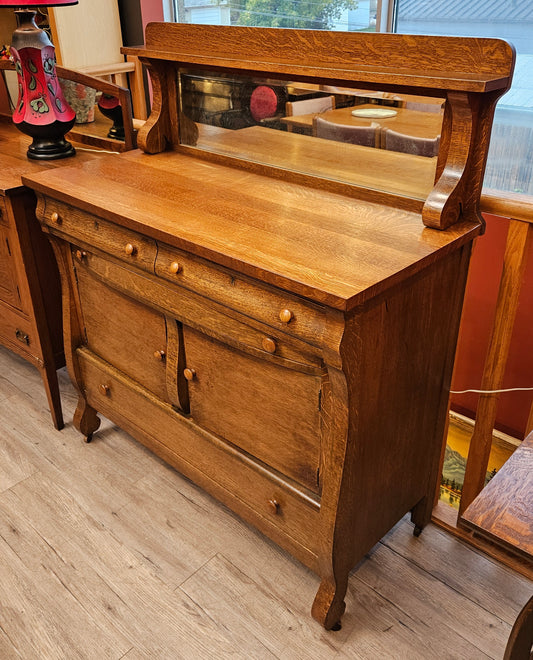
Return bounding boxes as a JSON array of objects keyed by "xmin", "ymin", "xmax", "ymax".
[{"xmin": 0, "ymin": 2, "xmax": 78, "ymax": 6}]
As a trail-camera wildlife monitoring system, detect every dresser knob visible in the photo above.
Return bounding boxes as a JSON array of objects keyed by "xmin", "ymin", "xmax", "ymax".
[
  {"xmin": 279, "ymin": 309, "xmax": 293, "ymax": 324},
  {"xmin": 154, "ymin": 349, "xmax": 166, "ymax": 361},
  {"xmin": 124, "ymin": 243, "xmax": 137, "ymax": 256},
  {"xmin": 50, "ymin": 211, "xmax": 61, "ymax": 224},
  {"xmin": 99, "ymin": 383, "xmax": 110, "ymax": 396},
  {"xmin": 262, "ymin": 337, "xmax": 277, "ymax": 354},
  {"xmin": 184, "ymin": 368, "xmax": 196, "ymax": 381},
  {"xmin": 169, "ymin": 261, "xmax": 182, "ymax": 274},
  {"xmin": 268, "ymin": 499, "xmax": 280, "ymax": 515},
  {"xmin": 75, "ymin": 249, "xmax": 87, "ymax": 261}
]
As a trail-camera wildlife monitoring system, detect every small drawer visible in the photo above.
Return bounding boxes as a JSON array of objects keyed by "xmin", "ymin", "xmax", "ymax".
[
  {"xmin": 0, "ymin": 304, "xmax": 32, "ymax": 355},
  {"xmin": 155, "ymin": 243, "xmax": 327, "ymax": 347},
  {"xmin": 40, "ymin": 199, "xmax": 156, "ymax": 274},
  {"xmin": 77, "ymin": 348, "xmax": 322, "ymax": 561}
]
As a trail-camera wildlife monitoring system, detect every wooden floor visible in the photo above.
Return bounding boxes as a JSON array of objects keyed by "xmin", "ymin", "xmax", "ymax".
[{"xmin": 0, "ymin": 345, "xmax": 531, "ymax": 659}]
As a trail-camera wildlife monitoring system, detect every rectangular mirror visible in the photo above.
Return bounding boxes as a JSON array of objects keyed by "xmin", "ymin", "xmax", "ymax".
[{"xmin": 178, "ymin": 69, "xmax": 445, "ymax": 201}]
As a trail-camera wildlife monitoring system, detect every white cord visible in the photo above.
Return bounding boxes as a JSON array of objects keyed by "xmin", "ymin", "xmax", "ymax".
[
  {"xmin": 75, "ymin": 147, "xmax": 120, "ymax": 154},
  {"xmin": 450, "ymin": 387, "xmax": 533, "ymax": 394}
]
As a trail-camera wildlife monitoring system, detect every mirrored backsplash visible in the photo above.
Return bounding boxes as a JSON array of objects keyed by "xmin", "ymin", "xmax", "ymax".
[{"xmin": 178, "ymin": 69, "xmax": 445, "ymax": 201}]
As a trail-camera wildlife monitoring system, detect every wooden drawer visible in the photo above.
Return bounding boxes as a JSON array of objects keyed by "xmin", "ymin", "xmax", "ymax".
[
  {"xmin": 155, "ymin": 243, "xmax": 327, "ymax": 347},
  {"xmin": 0, "ymin": 303, "xmax": 33, "ymax": 357},
  {"xmin": 77, "ymin": 348, "xmax": 321, "ymax": 564},
  {"xmin": 183, "ymin": 325, "xmax": 323, "ymax": 493},
  {"xmin": 0, "ymin": 221, "xmax": 22, "ymax": 311},
  {"xmin": 40, "ymin": 199, "xmax": 157, "ymax": 274},
  {"xmin": 75, "ymin": 260, "xmax": 169, "ymax": 402},
  {"xmin": 83, "ymin": 250, "xmax": 323, "ymax": 373}
]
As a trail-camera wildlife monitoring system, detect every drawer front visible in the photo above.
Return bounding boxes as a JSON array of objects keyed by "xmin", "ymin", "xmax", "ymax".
[
  {"xmin": 83, "ymin": 250, "xmax": 323, "ymax": 373},
  {"xmin": 156, "ymin": 243, "xmax": 327, "ymax": 347},
  {"xmin": 0, "ymin": 222, "xmax": 22, "ymax": 311},
  {"xmin": 183, "ymin": 325, "xmax": 323, "ymax": 493},
  {"xmin": 0, "ymin": 303, "xmax": 33, "ymax": 357},
  {"xmin": 77, "ymin": 348, "xmax": 321, "ymax": 562},
  {"xmin": 76, "ymin": 260, "xmax": 169, "ymax": 402},
  {"xmin": 40, "ymin": 199, "xmax": 156, "ymax": 273}
]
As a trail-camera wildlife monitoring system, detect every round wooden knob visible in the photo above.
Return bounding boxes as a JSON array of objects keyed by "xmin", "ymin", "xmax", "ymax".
[
  {"xmin": 50, "ymin": 211, "xmax": 61, "ymax": 224},
  {"xmin": 184, "ymin": 368, "xmax": 196, "ymax": 381},
  {"xmin": 154, "ymin": 350, "xmax": 166, "ymax": 361},
  {"xmin": 262, "ymin": 337, "xmax": 277, "ymax": 354},
  {"xmin": 279, "ymin": 309, "xmax": 293, "ymax": 324},
  {"xmin": 267, "ymin": 499, "xmax": 280, "ymax": 515},
  {"xmin": 99, "ymin": 383, "xmax": 110, "ymax": 396},
  {"xmin": 169, "ymin": 261, "xmax": 182, "ymax": 274},
  {"xmin": 75, "ymin": 249, "xmax": 87, "ymax": 261},
  {"xmin": 124, "ymin": 243, "xmax": 137, "ymax": 256}
]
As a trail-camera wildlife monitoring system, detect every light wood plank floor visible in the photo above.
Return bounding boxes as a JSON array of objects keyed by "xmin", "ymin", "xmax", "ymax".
[{"xmin": 0, "ymin": 345, "xmax": 531, "ymax": 659}]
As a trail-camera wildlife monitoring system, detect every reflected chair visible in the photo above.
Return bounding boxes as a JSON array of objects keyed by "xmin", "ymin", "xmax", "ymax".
[
  {"xmin": 404, "ymin": 100, "xmax": 444, "ymax": 113},
  {"xmin": 313, "ymin": 117, "xmax": 380, "ymax": 147},
  {"xmin": 381, "ymin": 127, "xmax": 440, "ymax": 157},
  {"xmin": 285, "ymin": 95, "xmax": 335, "ymax": 132}
]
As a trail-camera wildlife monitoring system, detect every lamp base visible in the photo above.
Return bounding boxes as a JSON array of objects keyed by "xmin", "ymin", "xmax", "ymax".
[{"xmin": 16, "ymin": 120, "xmax": 76, "ymax": 161}]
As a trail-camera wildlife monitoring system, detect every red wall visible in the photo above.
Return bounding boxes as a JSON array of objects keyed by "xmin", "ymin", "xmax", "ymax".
[
  {"xmin": 140, "ymin": 0, "xmax": 164, "ymax": 31},
  {"xmin": 451, "ymin": 213, "xmax": 533, "ymax": 438}
]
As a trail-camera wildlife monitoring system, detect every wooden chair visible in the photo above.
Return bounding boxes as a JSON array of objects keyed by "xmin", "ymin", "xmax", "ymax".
[
  {"xmin": 313, "ymin": 116, "xmax": 380, "ymax": 147},
  {"xmin": 404, "ymin": 100, "xmax": 444, "ymax": 113},
  {"xmin": 285, "ymin": 95, "xmax": 335, "ymax": 132},
  {"xmin": 381, "ymin": 127, "xmax": 440, "ymax": 157}
]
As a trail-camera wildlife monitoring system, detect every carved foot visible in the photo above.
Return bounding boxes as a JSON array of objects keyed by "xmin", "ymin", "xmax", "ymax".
[
  {"xmin": 311, "ymin": 579, "xmax": 347, "ymax": 630},
  {"xmin": 413, "ymin": 525, "xmax": 423, "ymax": 537},
  {"xmin": 73, "ymin": 396, "xmax": 100, "ymax": 443}
]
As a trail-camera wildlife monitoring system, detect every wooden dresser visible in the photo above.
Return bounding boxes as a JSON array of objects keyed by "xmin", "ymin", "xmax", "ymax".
[
  {"xmin": 23, "ymin": 25, "xmax": 514, "ymax": 628},
  {"xmin": 0, "ymin": 121, "xmax": 65, "ymax": 429}
]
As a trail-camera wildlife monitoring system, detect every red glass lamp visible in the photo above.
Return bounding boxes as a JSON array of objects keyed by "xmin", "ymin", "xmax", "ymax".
[{"xmin": 0, "ymin": 1, "xmax": 78, "ymax": 159}]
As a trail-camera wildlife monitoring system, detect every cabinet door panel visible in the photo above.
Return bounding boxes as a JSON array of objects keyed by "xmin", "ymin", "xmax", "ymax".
[
  {"xmin": 76, "ymin": 261, "xmax": 168, "ymax": 402},
  {"xmin": 0, "ymin": 224, "xmax": 22, "ymax": 311},
  {"xmin": 183, "ymin": 325, "xmax": 322, "ymax": 492}
]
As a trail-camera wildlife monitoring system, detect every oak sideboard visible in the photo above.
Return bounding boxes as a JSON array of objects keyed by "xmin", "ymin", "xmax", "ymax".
[{"xmin": 23, "ymin": 24, "xmax": 514, "ymax": 628}]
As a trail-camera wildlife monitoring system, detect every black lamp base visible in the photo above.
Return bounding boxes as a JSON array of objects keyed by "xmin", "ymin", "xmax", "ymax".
[{"xmin": 16, "ymin": 120, "xmax": 76, "ymax": 161}]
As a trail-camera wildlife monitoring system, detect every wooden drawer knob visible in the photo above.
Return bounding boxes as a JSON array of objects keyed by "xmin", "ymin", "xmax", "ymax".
[
  {"xmin": 154, "ymin": 350, "xmax": 166, "ymax": 362},
  {"xmin": 50, "ymin": 211, "xmax": 61, "ymax": 224},
  {"xmin": 262, "ymin": 337, "xmax": 277, "ymax": 354},
  {"xmin": 279, "ymin": 309, "xmax": 293, "ymax": 324},
  {"xmin": 184, "ymin": 368, "xmax": 196, "ymax": 381},
  {"xmin": 169, "ymin": 261, "xmax": 182, "ymax": 274},
  {"xmin": 124, "ymin": 243, "xmax": 137, "ymax": 256},
  {"xmin": 268, "ymin": 499, "xmax": 280, "ymax": 515},
  {"xmin": 99, "ymin": 383, "xmax": 110, "ymax": 396},
  {"xmin": 75, "ymin": 249, "xmax": 87, "ymax": 261}
]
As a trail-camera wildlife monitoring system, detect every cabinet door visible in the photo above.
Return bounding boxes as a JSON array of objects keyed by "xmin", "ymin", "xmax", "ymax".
[
  {"xmin": 76, "ymin": 260, "xmax": 169, "ymax": 402},
  {"xmin": 0, "ymin": 222, "xmax": 22, "ymax": 311},
  {"xmin": 182, "ymin": 325, "xmax": 322, "ymax": 493}
]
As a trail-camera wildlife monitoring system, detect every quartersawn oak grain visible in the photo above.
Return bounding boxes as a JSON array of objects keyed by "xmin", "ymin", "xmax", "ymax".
[{"xmin": 23, "ymin": 25, "xmax": 514, "ymax": 629}]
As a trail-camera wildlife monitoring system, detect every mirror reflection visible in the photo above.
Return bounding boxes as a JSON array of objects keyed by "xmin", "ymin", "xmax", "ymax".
[{"xmin": 178, "ymin": 69, "xmax": 445, "ymax": 200}]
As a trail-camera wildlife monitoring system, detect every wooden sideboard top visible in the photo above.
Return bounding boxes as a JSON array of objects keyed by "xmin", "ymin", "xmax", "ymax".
[
  {"xmin": 23, "ymin": 147, "xmax": 481, "ymax": 311},
  {"xmin": 0, "ymin": 120, "xmax": 100, "ymax": 196}
]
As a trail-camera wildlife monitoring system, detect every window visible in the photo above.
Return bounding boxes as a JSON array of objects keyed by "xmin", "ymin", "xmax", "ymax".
[{"xmin": 170, "ymin": 0, "xmax": 532, "ymax": 195}]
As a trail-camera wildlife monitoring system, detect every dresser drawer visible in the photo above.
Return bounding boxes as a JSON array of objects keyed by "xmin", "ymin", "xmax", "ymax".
[
  {"xmin": 0, "ymin": 303, "xmax": 33, "ymax": 356},
  {"xmin": 40, "ymin": 199, "xmax": 157, "ymax": 274},
  {"xmin": 155, "ymin": 243, "xmax": 327, "ymax": 347},
  {"xmin": 77, "ymin": 347, "xmax": 322, "ymax": 563}
]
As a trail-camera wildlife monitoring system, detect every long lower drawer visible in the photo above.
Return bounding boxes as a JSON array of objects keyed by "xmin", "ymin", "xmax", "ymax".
[{"xmin": 77, "ymin": 347, "xmax": 322, "ymax": 571}]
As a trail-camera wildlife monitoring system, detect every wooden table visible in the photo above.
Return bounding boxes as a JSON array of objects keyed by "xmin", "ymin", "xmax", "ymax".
[
  {"xmin": 196, "ymin": 123, "xmax": 438, "ymax": 200},
  {"xmin": 462, "ymin": 432, "xmax": 533, "ymax": 659},
  {"xmin": 280, "ymin": 104, "xmax": 444, "ymax": 139}
]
